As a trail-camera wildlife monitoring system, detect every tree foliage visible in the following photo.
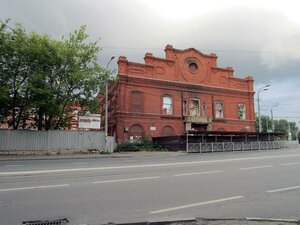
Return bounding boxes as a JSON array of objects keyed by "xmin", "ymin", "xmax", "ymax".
[
  {"xmin": 255, "ymin": 114, "xmax": 299, "ymax": 140},
  {"xmin": 0, "ymin": 20, "xmax": 110, "ymax": 129}
]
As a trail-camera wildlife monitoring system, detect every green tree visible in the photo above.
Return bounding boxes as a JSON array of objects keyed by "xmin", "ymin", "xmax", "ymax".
[
  {"xmin": 256, "ymin": 114, "xmax": 299, "ymax": 140},
  {"xmin": 0, "ymin": 20, "xmax": 42, "ymax": 129},
  {"xmin": 287, "ymin": 121, "xmax": 298, "ymax": 140},
  {"xmin": 255, "ymin": 114, "xmax": 272, "ymax": 132},
  {"xmin": 0, "ymin": 20, "xmax": 110, "ymax": 129}
]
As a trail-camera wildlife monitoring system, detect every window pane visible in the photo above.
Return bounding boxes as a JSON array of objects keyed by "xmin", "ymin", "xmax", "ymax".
[
  {"xmin": 238, "ymin": 104, "xmax": 246, "ymax": 120},
  {"xmin": 190, "ymin": 99, "xmax": 200, "ymax": 116},
  {"xmin": 163, "ymin": 96, "xmax": 171, "ymax": 105},
  {"xmin": 216, "ymin": 102, "xmax": 224, "ymax": 118},
  {"xmin": 162, "ymin": 96, "xmax": 172, "ymax": 114}
]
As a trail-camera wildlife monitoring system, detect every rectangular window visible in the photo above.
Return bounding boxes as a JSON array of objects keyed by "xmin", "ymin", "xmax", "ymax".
[
  {"xmin": 238, "ymin": 104, "xmax": 246, "ymax": 120},
  {"xmin": 131, "ymin": 92, "xmax": 143, "ymax": 112},
  {"xmin": 162, "ymin": 96, "xmax": 172, "ymax": 115},
  {"xmin": 190, "ymin": 99, "xmax": 200, "ymax": 116},
  {"xmin": 215, "ymin": 102, "xmax": 224, "ymax": 118}
]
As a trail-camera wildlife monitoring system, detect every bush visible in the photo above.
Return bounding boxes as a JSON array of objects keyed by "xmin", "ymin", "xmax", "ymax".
[
  {"xmin": 115, "ymin": 142, "xmax": 140, "ymax": 152},
  {"xmin": 115, "ymin": 140, "xmax": 168, "ymax": 152}
]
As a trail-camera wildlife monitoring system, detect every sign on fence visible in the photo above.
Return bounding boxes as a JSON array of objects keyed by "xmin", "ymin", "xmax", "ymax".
[{"xmin": 78, "ymin": 114, "xmax": 101, "ymax": 129}]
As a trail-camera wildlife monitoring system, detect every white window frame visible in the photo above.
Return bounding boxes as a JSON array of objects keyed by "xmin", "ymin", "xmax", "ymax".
[
  {"xmin": 238, "ymin": 104, "xmax": 246, "ymax": 120},
  {"xmin": 215, "ymin": 102, "xmax": 224, "ymax": 119},
  {"xmin": 162, "ymin": 96, "xmax": 173, "ymax": 115},
  {"xmin": 190, "ymin": 99, "xmax": 200, "ymax": 117}
]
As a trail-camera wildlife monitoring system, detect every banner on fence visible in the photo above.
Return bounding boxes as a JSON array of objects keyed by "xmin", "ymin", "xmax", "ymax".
[{"xmin": 78, "ymin": 114, "xmax": 101, "ymax": 129}]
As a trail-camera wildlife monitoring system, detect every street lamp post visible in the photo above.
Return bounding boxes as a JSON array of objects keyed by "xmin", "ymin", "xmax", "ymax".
[
  {"xmin": 105, "ymin": 56, "xmax": 115, "ymax": 138},
  {"xmin": 257, "ymin": 84, "xmax": 270, "ymax": 133},
  {"xmin": 271, "ymin": 103, "xmax": 279, "ymax": 132}
]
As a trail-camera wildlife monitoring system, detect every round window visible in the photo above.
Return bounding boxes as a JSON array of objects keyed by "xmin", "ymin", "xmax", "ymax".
[{"xmin": 189, "ymin": 62, "xmax": 198, "ymax": 72}]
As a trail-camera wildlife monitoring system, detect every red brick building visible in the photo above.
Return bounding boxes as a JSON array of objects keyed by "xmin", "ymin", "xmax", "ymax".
[{"xmin": 100, "ymin": 45, "xmax": 255, "ymax": 143}]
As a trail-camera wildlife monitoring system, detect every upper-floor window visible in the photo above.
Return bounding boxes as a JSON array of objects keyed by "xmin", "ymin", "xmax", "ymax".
[
  {"xmin": 238, "ymin": 104, "xmax": 246, "ymax": 120},
  {"xmin": 190, "ymin": 99, "xmax": 200, "ymax": 116},
  {"xmin": 130, "ymin": 91, "xmax": 143, "ymax": 112},
  {"xmin": 215, "ymin": 102, "xmax": 224, "ymax": 118},
  {"xmin": 162, "ymin": 96, "xmax": 172, "ymax": 115}
]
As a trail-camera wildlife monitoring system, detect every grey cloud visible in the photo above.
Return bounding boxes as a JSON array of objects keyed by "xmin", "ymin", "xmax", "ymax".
[{"xmin": 0, "ymin": 0, "xmax": 299, "ymax": 122}]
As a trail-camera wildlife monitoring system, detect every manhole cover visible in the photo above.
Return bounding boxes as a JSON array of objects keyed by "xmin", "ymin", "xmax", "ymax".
[{"xmin": 22, "ymin": 218, "xmax": 69, "ymax": 225}]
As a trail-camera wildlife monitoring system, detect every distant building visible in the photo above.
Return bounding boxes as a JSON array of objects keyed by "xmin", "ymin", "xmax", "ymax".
[
  {"xmin": 99, "ymin": 45, "xmax": 255, "ymax": 143},
  {"xmin": 0, "ymin": 102, "xmax": 83, "ymax": 130}
]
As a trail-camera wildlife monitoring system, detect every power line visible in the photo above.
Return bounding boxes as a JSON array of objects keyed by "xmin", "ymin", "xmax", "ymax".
[
  {"xmin": 0, "ymin": 19, "xmax": 16, "ymax": 32},
  {"xmin": 2, "ymin": 19, "xmax": 300, "ymax": 55},
  {"xmin": 101, "ymin": 46, "xmax": 300, "ymax": 55}
]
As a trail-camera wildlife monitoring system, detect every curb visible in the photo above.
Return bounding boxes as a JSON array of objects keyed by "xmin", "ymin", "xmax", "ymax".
[{"xmin": 246, "ymin": 217, "xmax": 300, "ymax": 223}]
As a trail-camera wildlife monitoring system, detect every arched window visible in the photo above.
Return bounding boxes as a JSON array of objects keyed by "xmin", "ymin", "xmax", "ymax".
[
  {"xmin": 162, "ymin": 96, "xmax": 172, "ymax": 115},
  {"xmin": 130, "ymin": 91, "xmax": 143, "ymax": 112},
  {"xmin": 162, "ymin": 126, "xmax": 174, "ymax": 136},
  {"xmin": 129, "ymin": 124, "xmax": 143, "ymax": 140}
]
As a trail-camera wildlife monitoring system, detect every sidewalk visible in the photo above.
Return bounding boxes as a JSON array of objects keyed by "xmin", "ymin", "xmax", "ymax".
[{"xmin": 0, "ymin": 151, "xmax": 188, "ymax": 161}]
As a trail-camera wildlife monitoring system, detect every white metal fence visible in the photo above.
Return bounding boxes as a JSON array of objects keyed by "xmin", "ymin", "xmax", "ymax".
[
  {"xmin": 0, "ymin": 130, "xmax": 106, "ymax": 151},
  {"xmin": 187, "ymin": 141, "xmax": 286, "ymax": 153}
]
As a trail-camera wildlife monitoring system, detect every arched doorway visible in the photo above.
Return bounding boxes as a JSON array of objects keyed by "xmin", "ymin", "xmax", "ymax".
[
  {"xmin": 161, "ymin": 126, "xmax": 174, "ymax": 136},
  {"xmin": 129, "ymin": 124, "xmax": 144, "ymax": 140}
]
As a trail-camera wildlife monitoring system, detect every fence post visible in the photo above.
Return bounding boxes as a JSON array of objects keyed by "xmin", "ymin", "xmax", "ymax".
[
  {"xmin": 222, "ymin": 142, "xmax": 225, "ymax": 152},
  {"xmin": 211, "ymin": 143, "xmax": 214, "ymax": 153},
  {"xmin": 199, "ymin": 143, "xmax": 201, "ymax": 153},
  {"xmin": 186, "ymin": 131, "xmax": 189, "ymax": 153}
]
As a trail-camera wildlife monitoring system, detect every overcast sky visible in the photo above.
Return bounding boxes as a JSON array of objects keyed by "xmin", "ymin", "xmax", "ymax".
[{"xmin": 1, "ymin": 0, "xmax": 299, "ymax": 125}]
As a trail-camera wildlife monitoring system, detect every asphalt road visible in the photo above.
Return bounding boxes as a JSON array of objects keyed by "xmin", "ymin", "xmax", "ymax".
[{"xmin": 1, "ymin": 148, "xmax": 300, "ymax": 225}]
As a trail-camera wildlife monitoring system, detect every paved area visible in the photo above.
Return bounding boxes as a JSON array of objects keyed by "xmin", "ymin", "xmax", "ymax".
[
  {"xmin": 102, "ymin": 218, "xmax": 300, "ymax": 225},
  {"xmin": 0, "ymin": 151, "xmax": 187, "ymax": 161},
  {"xmin": 168, "ymin": 218, "xmax": 300, "ymax": 225},
  {"xmin": 1, "ymin": 148, "xmax": 300, "ymax": 225}
]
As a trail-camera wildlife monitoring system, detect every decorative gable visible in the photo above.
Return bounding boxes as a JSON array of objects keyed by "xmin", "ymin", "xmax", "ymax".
[{"xmin": 118, "ymin": 45, "xmax": 253, "ymax": 91}]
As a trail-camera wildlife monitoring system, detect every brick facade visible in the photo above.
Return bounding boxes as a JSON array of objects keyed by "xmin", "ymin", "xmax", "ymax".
[{"xmin": 99, "ymin": 45, "xmax": 255, "ymax": 143}]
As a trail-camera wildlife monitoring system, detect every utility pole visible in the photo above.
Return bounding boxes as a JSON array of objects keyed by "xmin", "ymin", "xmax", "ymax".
[
  {"xmin": 257, "ymin": 84, "xmax": 270, "ymax": 132},
  {"xmin": 271, "ymin": 103, "xmax": 279, "ymax": 132},
  {"xmin": 105, "ymin": 56, "xmax": 115, "ymax": 139}
]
